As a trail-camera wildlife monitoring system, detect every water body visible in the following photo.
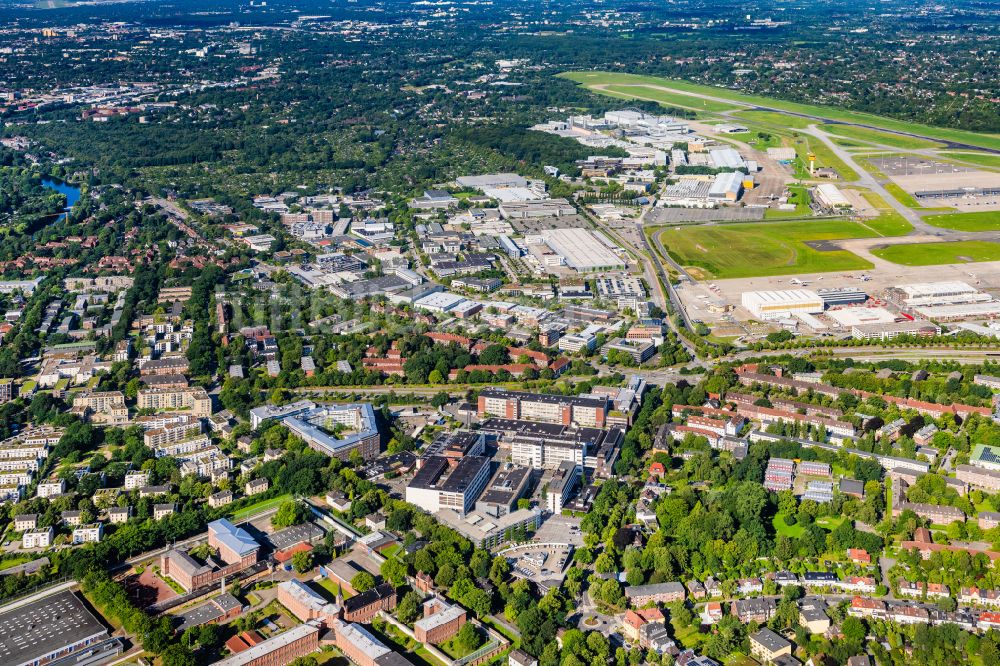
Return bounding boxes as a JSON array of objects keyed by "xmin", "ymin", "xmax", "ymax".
[{"xmin": 41, "ymin": 177, "xmax": 81, "ymax": 222}]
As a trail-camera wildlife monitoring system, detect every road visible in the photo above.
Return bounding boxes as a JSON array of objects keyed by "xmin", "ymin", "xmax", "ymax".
[{"xmin": 797, "ymin": 124, "xmax": 930, "ymax": 232}]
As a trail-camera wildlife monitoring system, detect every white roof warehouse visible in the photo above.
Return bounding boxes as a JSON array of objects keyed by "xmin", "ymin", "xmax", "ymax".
[{"xmin": 540, "ymin": 228, "xmax": 625, "ymax": 273}]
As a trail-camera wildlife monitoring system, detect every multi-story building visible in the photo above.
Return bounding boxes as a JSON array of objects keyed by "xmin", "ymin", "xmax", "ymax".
[
  {"xmin": 177, "ymin": 445, "xmax": 232, "ymax": 478},
  {"xmin": 624, "ymin": 582, "xmax": 686, "ymax": 605},
  {"xmin": 332, "ymin": 620, "xmax": 408, "ymax": 666},
  {"xmin": 36, "ymin": 478, "xmax": 65, "ymax": 498},
  {"xmin": 72, "ymin": 391, "xmax": 129, "ymax": 425},
  {"xmin": 154, "ymin": 434, "xmax": 213, "ymax": 458},
  {"xmin": 406, "ymin": 456, "xmax": 491, "ymax": 515},
  {"xmin": 22, "ymin": 526, "xmax": 53, "ymax": 549},
  {"xmin": 143, "ymin": 415, "xmax": 203, "ymax": 447},
  {"xmin": 137, "ymin": 387, "xmax": 212, "ymax": 416},
  {"xmin": 545, "ymin": 460, "xmax": 580, "ymax": 513},
  {"xmin": 124, "ymin": 471, "xmax": 149, "ymax": 490},
  {"xmin": 477, "ymin": 389, "xmax": 608, "ymax": 428},
  {"xmin": 0, "ymin": 378, "xmax": 14, "ymax": 404},
  {"xmin": 213, "ymin": 622, "xmax": 321, "ymax": 666},
  {"xmin": 733, "ymin": 598, "xmax": 776, "ymax": 623},
  {"xmin": 414, "ymin": 598, "xmax": 467, "ymax": 644},
  {"xmin": 72, "ymin": 523, "xmax": 103, "ymax": 544}
]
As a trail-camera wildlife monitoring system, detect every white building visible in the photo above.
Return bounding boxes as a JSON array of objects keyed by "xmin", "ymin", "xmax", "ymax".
[
  {"xmin": 72, "ymin": 523, "xmax": 103, "ymax": 544},
  {"xmin": 540, "ymin": 228, "xmax": 625, "ymax": 272},
  {"xmin": 814, "ymin": 184, "xmax": 850, "ymax": 209},
  {"xmin": 22, "ymin": 527, "xmax": 53, "ymax": 549},
  {"xmin": 742, "ymin": 290, "xmax": 824, "ymax": 321}
]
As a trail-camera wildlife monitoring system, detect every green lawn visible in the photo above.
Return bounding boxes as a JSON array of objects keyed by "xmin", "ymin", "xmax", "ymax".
[
  {"xmin": 816, "ymin": 515, "xmax": 847, "ymax": 530},
  {"xmin": 656, "ymin": 218, "xmax": 890, "ymax": 279},
  {"xmin": 733, "ymin": 110, "xmax": 815, "ymax": 130},
  {"xmin": 763, "ymin": 185, "xmax": 811, "ymax": 219},
  {"xmin": 317, "ymin": 576, "xmax": 355, "ymax": 600},
  {"xmin": 594, "ymin": 83, "xmax": 739, "ymax": 113},
  {"xmin": 923, "ymin": 211, "xmax": 1000, "ymax": 232},
  {"xmin": 559, "ymin": 72, "xmax": 1000, "ymax": 152},
  {"xmin": 822, "ymin": 124, "xmax": 943, "ymax": 150},
  {"xmin": 939, "ymin": 151, "xmax": 1000, "ymax": 170},
  {"xmin": 872, "ymin": 240, "xmax": 1000, "ymax": 266},
  {"xmin": 229, "ymin": 493, "xmax": 292, "ymax": 521},
  {"xmin": 773, "ymin": 513, "xmax": 805, "ymax": 538},
  {"xmin": 882, "ymin": 183, "xmax": 921, "ymax": 209},
  {"xmin": 858, "ymin": 191, "xmax": 914, "ymax": 236}
]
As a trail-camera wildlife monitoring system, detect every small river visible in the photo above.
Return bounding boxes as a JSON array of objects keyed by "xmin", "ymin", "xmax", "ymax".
[{"xmin": 41, "ymin": 177, "xmax": 81, "ymax": 222}]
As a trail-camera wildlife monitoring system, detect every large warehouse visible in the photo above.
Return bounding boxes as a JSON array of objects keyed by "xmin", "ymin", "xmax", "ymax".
[
  {"xmin": 0, "ymin": 590, "xmax": 122, "ymax": 666},
  {"xmin": 887, "ymin": 281, "xmax": 992, "ymax": 308},
  {"xmin": 742, "ymin": 289, "xmax": 824, "ymax": 321},
  {"xmin": 540, "ymin": 228, "xmax": 626, "ymax": 272}
]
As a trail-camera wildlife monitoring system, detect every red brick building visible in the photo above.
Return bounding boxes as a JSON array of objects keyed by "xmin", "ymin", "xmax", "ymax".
[{"xmin": 413, "ymin": 597, "xmax": 467, "ymax": 644}]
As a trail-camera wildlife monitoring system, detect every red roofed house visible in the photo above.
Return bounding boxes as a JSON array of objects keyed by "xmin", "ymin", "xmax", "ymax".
[{"xmin": 848, "ymin": 548, "xmax": 871, "ymax": 564}]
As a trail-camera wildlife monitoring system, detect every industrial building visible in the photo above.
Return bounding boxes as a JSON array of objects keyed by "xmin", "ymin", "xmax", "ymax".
[
  {"xmin": 814, "ymin": 184, "xmax": 851, "ymax": 209},
  {"xmin": 887, "ymin": 282, "xmax": 992, "ymax": 309},
  {"xmin": 816, "ymin": 287, "xmax": 867, "ymax": 307},
  {"xmin": 708, "ymin": 172, "xmax": 744, "ymax": 201},
  {"xmin": 0, "ymin": 590, "xmax": 122, "ymax": 666},
  {"xmin": 911, "ymin": 301, "xmax": 1000, "ymax": 321},
  {"xmin": 708, "ymin": 148, "xmax": 747, "ymax": 170},
  {"xmin": 539, "ymin": 228, "xmax": 625, "ymax": 272},
  {"xmin": 851, "ymin": 320, "xmax": 940, "ymax": 341},
  {"xmin": 499, "ymin": 199, "xmax": 576, "ymax": 219},
  {"xmin": 741, "ymin": 289, "xmax": 824, "ymax": 321}
]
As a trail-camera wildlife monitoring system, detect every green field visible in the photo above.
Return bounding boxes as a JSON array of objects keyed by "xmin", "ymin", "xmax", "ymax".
[
  {"xmin": 858, "ymin": 191, "xmax": 914, "ymax": 236},
  {"xmin": 656, "ymin": 219, "xmax": 889, "ymax": 279},
  {"xmin": 732, "ymin": 109, "xmax": 815, "ymax": 130},
  {"xmin": 596, "ymin": 84, "xmax": 739, "ymax": 112},
  {"xmin": 763, "ymin": 185, "xmax": 811, "ymax": 219},
  {"xmin": 822, "ymin": 124, "xmax": 943, "ymax": 150},
  {"xmin": 923, "ymin": 211, "xmax": 1000, "ymax": 231},
  {"xmin": 229, "ymin": 493, "xmax": 292, "ymax": 521},
  {"xmin": 940, "ymin": 152, "xmax": 1000, "ymax": 170},
  {"xmin": 787, "ymin": 132, "xmax": 860, "ymax": 181},
  {"xmin": 772, "ymin": 513, "xmax": 805, "ymax": 538},
  {"xmin": 560, "ymin": 72, "xmax": 1000, "ymax": 152},
  {"xmin": 872, "ymin": 240, "xmax": 1000, "ymax": 266}
]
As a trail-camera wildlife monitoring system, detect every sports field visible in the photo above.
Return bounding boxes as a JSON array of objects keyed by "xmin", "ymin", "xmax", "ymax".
[
  {"xmin": 560, "ymin": 72, "xmax": 1000, "ymax": 152},
  {"xmin": 656, "ymin": 219, "xmax": 885, "ymax": 279},
  {"xmin": 922, "ymin": 211, "xmax": 1000, "ymax": 232},
  {"xmin": 871, "ymin": 240, "xmax": 1000, "ymax": 266},
  {"xmin": 822, "ymin": 124, "xmax": 943, "ymax": 150}
]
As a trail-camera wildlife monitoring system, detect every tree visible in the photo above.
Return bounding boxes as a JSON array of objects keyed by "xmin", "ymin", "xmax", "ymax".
[
  {"xmin": 841, "ymin": 615, "xmax": 866, "ymax": 645},
  {"xmin": 272, "ymin": 500, "xmax": 308, "ymax": 528},
  {"xmin": 291, "ymin": 550, "xmax": 313, "ymax": 574},
  {"xmin": 351, "ymin": 571, "xmax": 376, "ymax": 592},
  {"xmin": 381, "ymin": 558, "xmax": 408, "ymax": 587},
  {"xmin": 455, "ymin": 623, "xmax": 484, "ymax": 653},
  {"xmin": 397, "ymin": 591, "xmax": 421, "ymax": 625}
]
